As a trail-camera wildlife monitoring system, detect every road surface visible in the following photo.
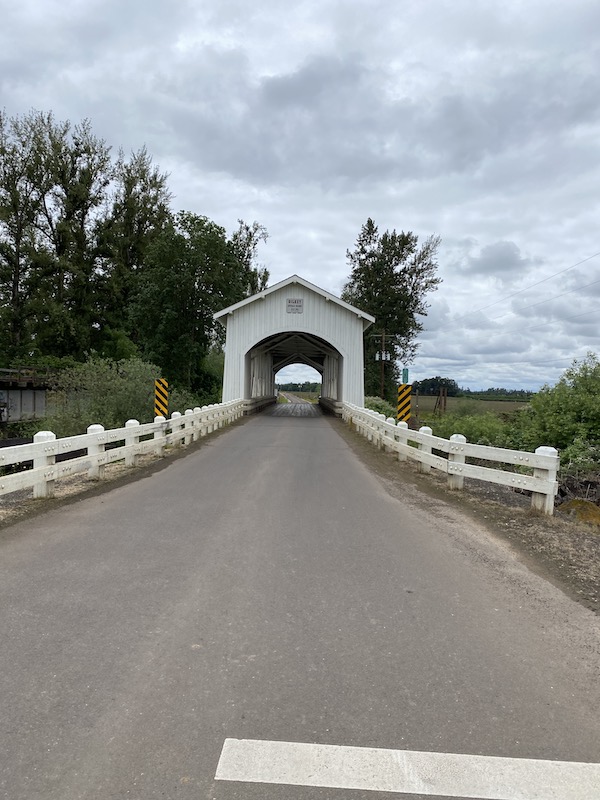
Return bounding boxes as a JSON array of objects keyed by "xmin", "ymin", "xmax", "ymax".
[{"xmin": 1, "ymin": 405, "xmax": 599, "ymax": 799}]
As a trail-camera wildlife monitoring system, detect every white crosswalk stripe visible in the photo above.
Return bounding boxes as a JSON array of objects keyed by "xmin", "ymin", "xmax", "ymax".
[{"xmin": 215, "ymin": 738, "xmax": 600, "ymax": 799}]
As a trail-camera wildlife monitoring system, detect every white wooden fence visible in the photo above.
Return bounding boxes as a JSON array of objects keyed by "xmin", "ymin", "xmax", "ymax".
[
  {"xmin": 0, "ymin": 400, "xmax": 245, "ymax": 500},
  {"xmin": 342, "ymin": 403, "xmax": 559, "ymax": 515}
]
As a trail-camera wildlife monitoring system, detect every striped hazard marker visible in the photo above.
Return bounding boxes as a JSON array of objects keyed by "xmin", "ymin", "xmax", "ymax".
[
  {"xmin": 397, "ymin": 383, "xmax": 411, "ymax": 423},
  {"xmin": 154, "ymin": 378, "xmax": 168, "ymax": 418}
]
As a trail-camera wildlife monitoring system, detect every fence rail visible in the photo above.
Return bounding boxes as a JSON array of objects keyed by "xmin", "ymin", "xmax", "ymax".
[
  {"xmin": 0, "ymin": 400, "xmax": 245, "ymax": 499},
  {"xmin": 342, "ymin": 403, "xmax": 559, "ymax": 515}
]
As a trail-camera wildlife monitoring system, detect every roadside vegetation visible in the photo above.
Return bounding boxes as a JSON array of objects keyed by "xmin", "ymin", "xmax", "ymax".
[{"xmin": 365, "ymin": 353, "xmax": 600, "ymax": 482}]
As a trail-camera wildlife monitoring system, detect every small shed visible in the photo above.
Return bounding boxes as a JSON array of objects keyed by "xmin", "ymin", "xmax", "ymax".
[{"xmin": 214, "ymin": 275, "xmax": 374, "ymax": 411}]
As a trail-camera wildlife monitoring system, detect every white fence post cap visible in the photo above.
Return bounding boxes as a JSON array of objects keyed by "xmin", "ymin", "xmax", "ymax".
[
  {"xmin": 171, "ymin": 411, "xmax": 182, "ymax": 419},
  {"xmin": 419, "ymin": 426, "xmax": 433, "ymax": 435},
  {"xmin": 450, "ymin": 433, "xmax": 467, "ymax": 443},
  {"xmin": 397, "ymin": 421, "xmax": 408, "ymax": 429},
  {"xmin": 87, "ymin": 424, "xmax": 105, "ymax": 434},
  {"xmin": 535, "ymin": 446, "xmax": 559, "ymax": 457},
  {"xmin": 125, "ymin": 419, "xmax": 140, "ymax": 427},
  {"xmin": 33, "ymin": 430, "xmax": 56, "ymax": 442},
  {"xmin": 154, "ymin": 415, "xmax": 166, "ymax": 423}
]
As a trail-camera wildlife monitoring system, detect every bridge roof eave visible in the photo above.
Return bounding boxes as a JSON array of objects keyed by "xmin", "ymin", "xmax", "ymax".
[{"xmin": 213, "ymin": 274, "xmax": 375, "ymax": 329}]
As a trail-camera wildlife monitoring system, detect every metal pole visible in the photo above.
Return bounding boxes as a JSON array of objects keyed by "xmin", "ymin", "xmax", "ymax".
[{"xmin": 380, "ymin": 330, "xmax": 385, "ymax": 398}]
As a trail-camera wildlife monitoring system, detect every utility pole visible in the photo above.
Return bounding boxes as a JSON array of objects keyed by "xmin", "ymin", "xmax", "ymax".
[
  {"xmin": 372, "ymin": 329, "xmax": 390, "ymax": 399},
  {"xmin": 380, "ymin": 329, "xmax": 385, "ymax": 399}
]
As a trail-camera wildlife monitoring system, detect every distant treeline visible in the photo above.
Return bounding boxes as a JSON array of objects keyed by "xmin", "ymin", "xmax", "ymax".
[
  {"xmin": 277, "ymin": 382, "xmax": 321, "ymax": 393},
  {"xmin": 412, "ymin": 377, "xmax": 534, "ymax": 401}
]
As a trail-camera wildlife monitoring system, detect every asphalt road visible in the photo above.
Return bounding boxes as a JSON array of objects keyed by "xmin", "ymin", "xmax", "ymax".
[{"xmin": 1, "ymin": 406, "xmax": 599, "ymax": 799}]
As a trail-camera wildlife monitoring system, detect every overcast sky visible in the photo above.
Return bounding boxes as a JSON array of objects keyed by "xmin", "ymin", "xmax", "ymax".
[{"xmin": 2, "ymin": 0, "xmax": 599, "ymax": 390}]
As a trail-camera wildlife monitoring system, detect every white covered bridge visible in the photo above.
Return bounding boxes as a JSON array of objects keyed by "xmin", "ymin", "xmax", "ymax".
[
  {"xmin": 214, "ymin": 275, "xmax": 375, "ymax": 413},
  {"xmin": 0, "ymin": 274, "xmax": 560, "ymax": 516}
]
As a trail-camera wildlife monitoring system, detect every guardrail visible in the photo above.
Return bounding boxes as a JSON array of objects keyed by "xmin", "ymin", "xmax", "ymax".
[
  {"xmin": 0, "ymin": 400, "xmax": 245, "ymax": 499},
  {"xmin": 342, "ymin": 403, "xmax": 559, "ymax": 515}
]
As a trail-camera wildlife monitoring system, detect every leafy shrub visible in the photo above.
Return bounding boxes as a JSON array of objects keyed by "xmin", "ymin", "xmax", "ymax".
[
  {"xmin": 526, "ymin": 353, "xmax": 600, "ymax": 452},
  {"xmin": 559, "ymin": 437, "xmax": 600, "ymax": 477},
  {"xmin": 364, "ymin": 396, "xmax": 397, "ymax": 419},
  {"xmin": 425, "ymin": 412, "xmax": 509, "ymax": 447},
  {"xmin": 44, "ymin": 357, "xmax": 204, "ymax": 437}
]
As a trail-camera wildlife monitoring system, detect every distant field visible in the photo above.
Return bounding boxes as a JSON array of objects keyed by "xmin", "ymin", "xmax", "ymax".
[{"xmin": 413, "ymin": 395, "xmax": 529, "ymax": 416}]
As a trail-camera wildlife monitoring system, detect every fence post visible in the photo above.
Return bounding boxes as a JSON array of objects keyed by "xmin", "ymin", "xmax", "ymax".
[
  {"xmin": 184, "ymin": 409, "xmax": 194, "ymax": 445},
  {"xmin": 87, "ymin": 424, "xmax": 106, "ymax": 480},
  {"xmin": 396, "ymin": 421, "xmax": 409, "ymax": 461},
  {"xmin": 193, "ymin": 407, "xmax": 202, "ymax": 441},
  {"xmin": 384, "ymin": 417, "xmax": 396, "ymax": 452},
  {"xmin": 125, "ymin": 419, "xmax": 140, "ymax": 467},
  {"xmin": 418, "ymin": 426, "xmax": 433, "ymax": 473},
  {"xmin": 33, "ymin": 430, "xmax": 56, "ymax": 499},
  {"xmin": 170, "ymin": 411, "xmax": 182, "ymax": 446},
  {"xmin": 448, "ymin": 433, "xmax": 467, "ymax": 490},
  {"xmin": 200, "ymin": 406, "xmax": 209, "ymax": 436},
  {"xmin": 154, "ymin": 415, "xmax": 166, "ymax": 455},
  {"xmin": 532, "ymin": 446, "xmax": 559, "ymax": 515},
  {"xmin": 375, "ymin": 413, "xmax": 385, "ymax": 449}
]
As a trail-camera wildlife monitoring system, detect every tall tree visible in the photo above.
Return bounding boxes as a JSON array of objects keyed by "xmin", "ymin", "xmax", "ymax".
[
  {"xmin": 95, "ymin": 146, "xmax": 172, "ymax": 356},
  {"xmin": 34, "ymin": 115, "xmax": 113, "ymax": 358},
  {"xmin": 130, "ymin": 212, "xmax": 253, "ymax": 390},
  {"xmin": 342, "ymin": 218, "xmax": 441, "ymax": 399},
  {"xmin": 0, "ymin": 111, "xmax": 45, "ymax": 363},
  {"xmin": 0, "ymin": 111, "xmax": 114, "ymax": 360},
  {"xmin": 229, "ymin": 219, "xmax": 269, "ymax": 295}
]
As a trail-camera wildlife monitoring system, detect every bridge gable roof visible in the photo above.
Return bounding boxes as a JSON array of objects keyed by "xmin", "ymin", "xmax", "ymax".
[{"xmin": 214, "ymin": 274, "xmax": 375, "ymax": 329}]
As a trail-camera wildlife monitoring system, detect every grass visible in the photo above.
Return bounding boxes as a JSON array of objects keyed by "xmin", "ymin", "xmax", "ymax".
[{"xmin": 413, "ymin": 395, "xmax": 528, "ymax": 418}]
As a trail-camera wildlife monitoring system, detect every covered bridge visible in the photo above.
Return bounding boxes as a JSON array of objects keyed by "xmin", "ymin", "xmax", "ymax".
[{"xmin": 214, "ymin": 275, "xmax": 374, "ymax": 413}]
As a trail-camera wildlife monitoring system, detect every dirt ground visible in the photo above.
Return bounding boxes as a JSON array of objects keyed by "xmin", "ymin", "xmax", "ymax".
[{"xmin": 1, "ymin": 417, "xmax": 599, "ymax": 616}]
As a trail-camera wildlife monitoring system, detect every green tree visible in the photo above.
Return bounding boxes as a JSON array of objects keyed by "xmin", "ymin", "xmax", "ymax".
[
  {"xmin": 229, "ymin": 219, "xmax": 269, "ymax": 295},
  {"xmin": 33, "ymin": 115, "xmax": 113, "ymax": 358},
  {"xmin": 130, "ymin": 212, "xmax": 256, "ymax": 391},
  {"xmin": 413, "ymin": 376, "xmax": 459, "ymax": 396},
  {"xmin": 0, "ymin": 110, "xmax": 115, "ymax": 361},
  {"xmin": 95, "ymin": 146, "xmax": 172, "ymax": 356},
  {"xmin": 0, "ymin": 111, "xmax": 50, "ymax": 363},
  {"xmin": 342, "ymin": 218, "xmax": 441, "ymax": 400}
]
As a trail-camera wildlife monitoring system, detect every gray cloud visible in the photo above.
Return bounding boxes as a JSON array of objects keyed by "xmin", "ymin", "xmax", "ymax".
[{"xmin": 2, "ymin": 0, "xmax": 599, "ymax": 388}]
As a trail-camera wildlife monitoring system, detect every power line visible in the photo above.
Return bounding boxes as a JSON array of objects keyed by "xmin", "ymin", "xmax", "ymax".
[
  {"xmin": 448, "ymin": 250, "xmax": 600, "ymax": 323},
  {"xmin": 489, "ymin": 276, "xmax": 600, "ymax": 320},
  {"xmin": 502, "ymin": 307, "xmax": 598, "ymax": 334}
]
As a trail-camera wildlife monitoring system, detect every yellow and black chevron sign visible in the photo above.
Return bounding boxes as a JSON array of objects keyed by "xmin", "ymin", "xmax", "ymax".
[
  {"xmin": 154, "ymin": 378, "xmax": 169, "ymax": 418},
  {"xmin": 397, "ymin": 383, "xmax": 412, "ymax": 423}
]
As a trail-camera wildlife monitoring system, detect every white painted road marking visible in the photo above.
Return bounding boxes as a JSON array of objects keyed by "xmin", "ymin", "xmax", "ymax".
[{"xmin": 215, "ymin": 738, "xmax": 600, "ymax": 799}]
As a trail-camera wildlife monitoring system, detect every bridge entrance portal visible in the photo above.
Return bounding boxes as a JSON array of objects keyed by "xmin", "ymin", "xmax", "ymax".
[{"xmin": 214, "ymin": 275, "xmax": 374, "ymax": 414}]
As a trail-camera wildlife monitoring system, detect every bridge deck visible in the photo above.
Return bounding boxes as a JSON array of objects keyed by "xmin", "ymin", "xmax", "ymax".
[
  {"xmin": 268, "ymin": 401, "xmax": 322, "ymax": 416},
  {"xmin": 0, "ymin": 413, "xmax": 597, "ymax": 798}
]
